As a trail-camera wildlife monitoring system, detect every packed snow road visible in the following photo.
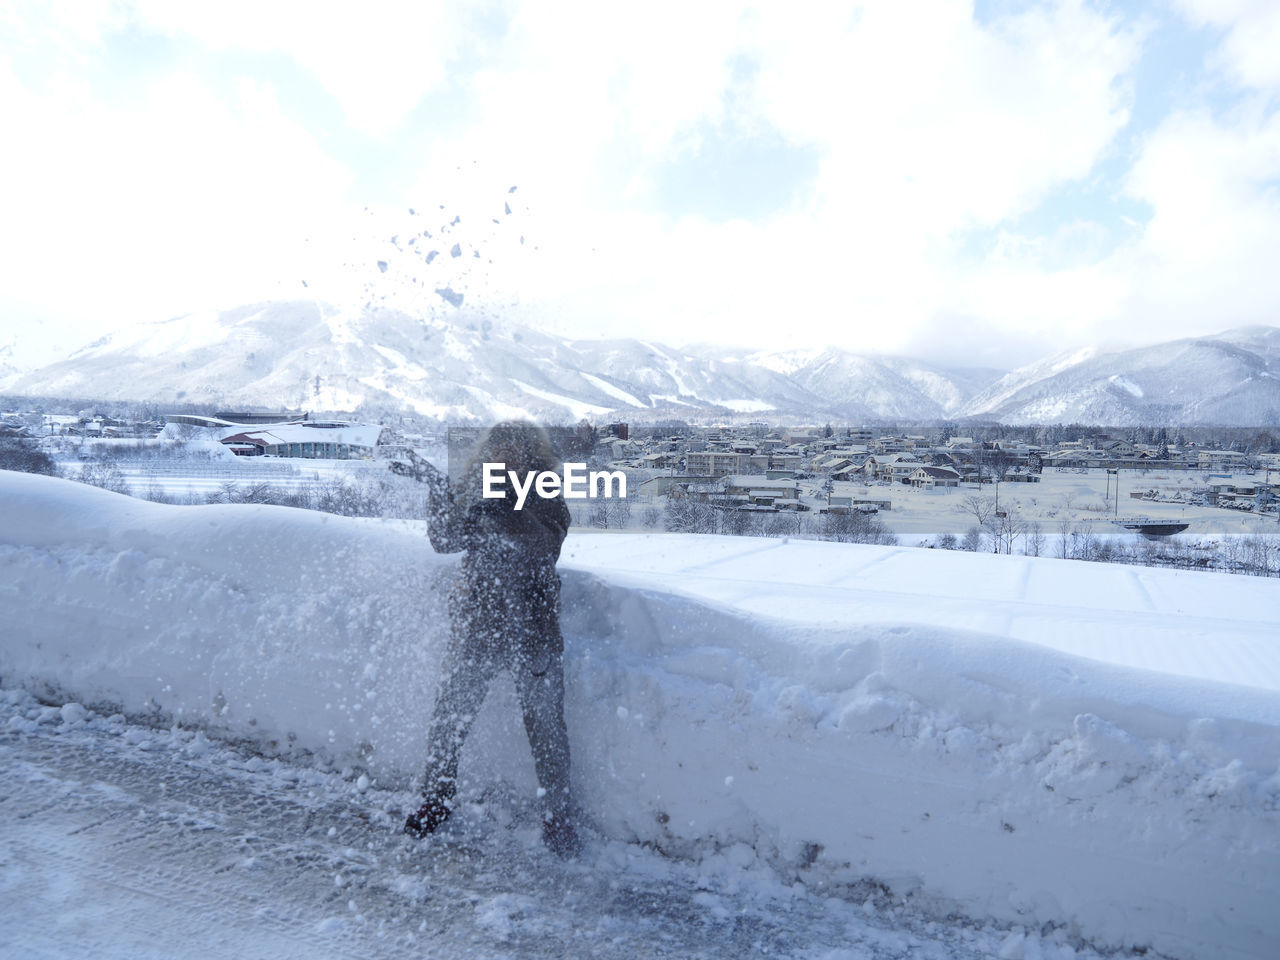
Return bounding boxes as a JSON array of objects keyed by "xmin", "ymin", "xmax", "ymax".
[{"xmin": 2, "ymin": 689, "xmax": 1114, "ymax": 960}]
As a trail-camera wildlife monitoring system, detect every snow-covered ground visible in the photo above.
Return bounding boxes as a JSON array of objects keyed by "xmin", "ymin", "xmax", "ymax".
[
  {"xmin": 59, "ymin": 453, "xmax": 395, "ymax": 500},
  {"xmin": 2, "ymin": 470, "xmax": 1278, "ymax": 959},
  {"xmin": 804, "ymin": 469, "xmax": 1277, "ymax": 537},
  {"xmin": 1, "ymin": 687, "xmax": 1135, "ymax": 960}
]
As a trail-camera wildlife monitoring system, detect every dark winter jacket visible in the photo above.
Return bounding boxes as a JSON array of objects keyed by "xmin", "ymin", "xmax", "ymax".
[{"xmin": 427, "ymin": 473, "xmax": 571, "ymax": 667}]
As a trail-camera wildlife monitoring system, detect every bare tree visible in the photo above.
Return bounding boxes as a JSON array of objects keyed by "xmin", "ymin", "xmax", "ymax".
[
  {"xmin": 816, "ymin": 509, "xmax": 896, "ymax": 545},
  {"xmin": 1057, "ymin": 517, "xmax": 1074, "ymax": 559},
  {"xmin": 77, "ymin": 462, "xmax": 130, "ymax": 496},
  {"xmin": 205, "ymin": 481, "xmax": 278, "ymax": 505},
  {"xmin": 1072, "ymin": 520, "xmax": 1098, "ymax": 560},
  {"xmin": 610, "ymin": 497, "xmax": 632, "ymax": 529},
  {"xmin": 665, "ymin": 497, "xmax": 717, "ymax": 534},
  {"xmin": 0, "ymin": 440, "xmax": 58, "ymax": 476},
  {"xmin": 589, "ymin": 500, "xmax": 611, "ymax": 529},
  {"xmin": 764, "ymin": 513, "xmax": 798, "ymax": 537},
  {"xmin": 722, "ymin": 507, "xmax": 754, "ymax": 537},
  {"xmin": 988, "ymin": 510, "xmax": 1026, "ymax": 555},
  {"xmin": 960, "ymin": 493, "xmax": 996, "ymax": 529},
  {"xmin": 1219, "ymin": 535, "xmax": 1243, "ymax": 573},
  {"xmin": 987, "ymin": 448, "xmax": 1014, "ymax": 482}
]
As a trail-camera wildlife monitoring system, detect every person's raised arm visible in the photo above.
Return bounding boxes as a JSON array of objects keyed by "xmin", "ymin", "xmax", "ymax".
[
  {"xmin": 387, "ymin": 451, "xmax": 466, "ymax": 554},
  {"xmin": 425, "ymin": 471, "xmax": 466, "ymax": 554}
]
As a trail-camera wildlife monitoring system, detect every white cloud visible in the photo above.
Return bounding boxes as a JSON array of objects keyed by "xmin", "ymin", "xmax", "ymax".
[
  {"xmin": 412, "ymin": 0, "xmax": 1144, "ymax": 357},
  {"xmin": 0, "ymin": 55, "xmax": 353, "ymax": 344},
  {"xmin": 0, "ymin": 0, "xmax": 120, "ymax": 59},
  {"xmin": 1175, "ymin": 0, "xmax": 1280, "ymax": 91},
  {"xmin": 748, "ymin": 0, "xmax": 1138, "ymax": 228},
  {"xmin": 946, "ymin": 102, "xmax": 1280, "ymax": 357},
  {"xmin": 935, "ymin": 1, "xmax": 1280, "ymax": 360},
  {"xmin": 10, "ymin": 0, "xmax": 1276, "ymax": 375},
  {"xmin": 130, "ymin": 0, "xmax": 463, "ymax": 135},
  {"xmin": 1119, "ymin": 105, "xmax": 1280, "ymax": 329}
]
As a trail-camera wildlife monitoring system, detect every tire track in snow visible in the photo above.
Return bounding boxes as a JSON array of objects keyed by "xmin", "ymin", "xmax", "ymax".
[
  {"xmin": 670, "ymin": 538, "xmax": 791, "ymax": 576},
  {"xmin": 0, "ymin": 709, "xmax": 1122, "ymax": 960}
]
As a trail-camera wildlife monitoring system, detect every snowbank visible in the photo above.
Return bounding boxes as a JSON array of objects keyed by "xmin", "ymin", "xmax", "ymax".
[{"xmin": 2, "ymin": 470, "xmax": 1278, "ymax": 959}]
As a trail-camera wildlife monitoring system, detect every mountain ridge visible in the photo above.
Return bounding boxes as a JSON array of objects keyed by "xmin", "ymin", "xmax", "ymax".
[
  {"xmin": 2, "ymin": 303, "xmax": 1277, "ymax": 426},
  {"xmin": 957, "ymin": 327, "xmax": 1280, "ymax": 425}
]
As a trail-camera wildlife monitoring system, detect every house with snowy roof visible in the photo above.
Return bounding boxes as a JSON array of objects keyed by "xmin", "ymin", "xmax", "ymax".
[
  {"xmin": 828, "ymin": 481, "xmax": 892, "ymax": 512},
  {"xmin": 908, "ymin": 466, "xmax": 962, "ymax": 489},
  {"xmin": 723, "ymin": 475, "xmax": 799, "ymax": 505},
  {"xmin": 219, "ymin": 421, "xmax": 383, "ymax": 459}
]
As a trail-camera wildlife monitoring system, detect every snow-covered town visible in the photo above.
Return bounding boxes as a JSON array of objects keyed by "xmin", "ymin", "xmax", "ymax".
[{"xmin": 4, "ymin": 406, "xmax": 1279, "ymax": 571}]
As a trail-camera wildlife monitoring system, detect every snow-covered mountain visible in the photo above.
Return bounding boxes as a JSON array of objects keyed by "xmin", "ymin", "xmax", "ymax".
[
  {"xmin": 0, "ymin": 302, "xmax": 790, "ymax": 421},
  {"xmin": 784, "ymin": 349, "xmax": 998, "ymax": 420},
  {"xmin": 692, "ymin": 345, "xmax": 995, "ymax": 420},
  {"xmin": 959, "ymin": 327, "xmax": 1280, "ymax": 425},
  {"xmin": 0, "ymin": 301, "xmax": 983, "ymax": 421},
  {"xmin": 3, "ymin": 302, "xmax": 1278, "ymax": 425}
]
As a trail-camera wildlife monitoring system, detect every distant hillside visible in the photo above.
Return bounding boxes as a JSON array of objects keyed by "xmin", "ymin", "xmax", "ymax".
[
  {"xmin": 3, "ymin": 303, "xmax": 1277, "ymax": 425},
  {"xmin": 0, "ymin": 302, "xmax": 986, "ymax": 422},
  {"xmin": 958, "ymin": 327, "xmax": 1280, "ymax": 425}
]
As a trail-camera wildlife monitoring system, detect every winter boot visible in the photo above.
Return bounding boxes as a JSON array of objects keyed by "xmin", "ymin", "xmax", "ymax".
[
  {"xmin": 542, "ymin": 812, "xmax": 581, "ymax": 859},
  {"xmin": 404, "ymin": 795, "xmax": 451, "ymax": 838}
]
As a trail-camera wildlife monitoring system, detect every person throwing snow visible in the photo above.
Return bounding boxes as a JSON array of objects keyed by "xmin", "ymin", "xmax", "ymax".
[{"xmin": 403, "ymin": 421, "xmax": 579, "ymax": 858}]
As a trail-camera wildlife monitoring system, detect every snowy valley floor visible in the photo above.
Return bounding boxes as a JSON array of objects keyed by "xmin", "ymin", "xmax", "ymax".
[
  {"xmin": 2, "ymin": 471, "xmax": 1278, "ymax": 959},
  {"xmin": 2, "ymin": 689, "xmax": 1161, "ymax": 960}
]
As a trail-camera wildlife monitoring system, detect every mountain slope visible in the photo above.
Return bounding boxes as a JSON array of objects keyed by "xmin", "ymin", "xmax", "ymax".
[
  {"xmin": 787, "ymin": 349, "xmax": 999, "ymax": 419},
  {"xmin": 4, "ymin": 303, "xmax": 1278, "ymax": 425},
  {"xmin": 693, "ymin": 346, "xmax": 992, "ymax": 420},
  {"xmin": 0, "ymin": 302, "xmax": 978, "ymax": 421},
  {"xmin": 959, "ymin": 328, "xmax": 1280, "ymax": 425},
  {"xmin": 1, "ymin": 302, "xmax": 841, "ymax": 421}
]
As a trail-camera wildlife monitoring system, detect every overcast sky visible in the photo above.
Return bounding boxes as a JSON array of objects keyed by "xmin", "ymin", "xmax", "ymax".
[{"xmin": 2, "ymin": 0, "xmax": 1278, "ymax": 372}]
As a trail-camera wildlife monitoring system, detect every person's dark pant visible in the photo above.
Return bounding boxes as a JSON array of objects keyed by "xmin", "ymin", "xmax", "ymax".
[{"xmin": 421, "ymin": 638, "xmax": 572, "ymax": 820}]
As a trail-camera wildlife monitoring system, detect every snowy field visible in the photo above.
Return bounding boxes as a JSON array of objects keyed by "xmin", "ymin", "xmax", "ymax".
[
  {"xmin": 799, "ymin": 469, "xmax": 1279, "ymax": 538},
  {"xmin": 2, "ymin": 470, "xmax": 1278, "ymax": 959},
  {"xmin": 63, "ymin": 455, "xmax": 394, "ymax": 500}
]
